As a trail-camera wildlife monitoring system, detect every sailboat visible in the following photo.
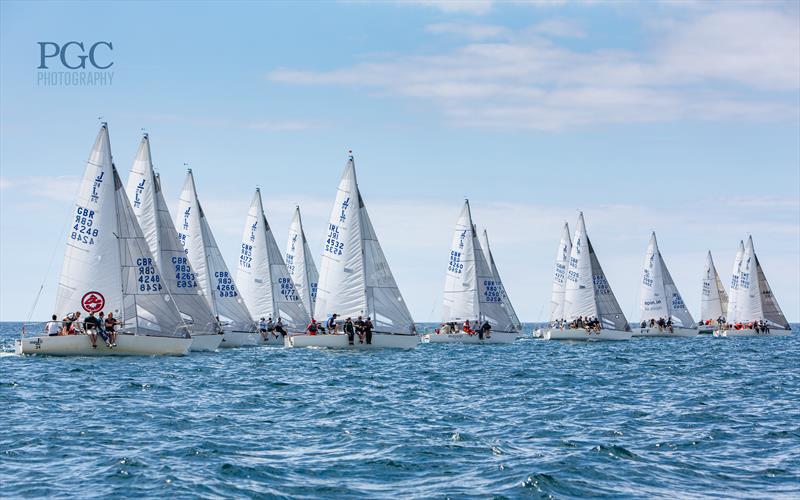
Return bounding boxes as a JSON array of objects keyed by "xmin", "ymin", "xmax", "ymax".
[
  {"xmin": 285, "ymin": 206, "xmax": 319, "ymax": 318},
  {"xmin": 175, "ymin": 169, "xmax": 257, "ymax": 347},
  {"xmin": 720, "ymin": 236, "xmax": 791, "ymax": 337},
  {"xmin": 698, "ymin": 251, "xmax": 728, "ymax": 334},
  {"xmin": 720, "ymin": 240, "xmax": 744, "ymax": 336},
  {"xmin": 236, "ymin": 189, "xmax": 310, "ymax": 345},
  {"xmin": 16, "ymin": 124, "xmax": 192, "ymax": 356},
  {"xmin": 125, "ymin": 134, "xmax": 223, "ymax": 351},
  {"xmin": 286, "ymin": 152, "xmax": 418, "ymax": 349},
  {"xmin": 545, "ymin": 212, "xmax": 632, "ymax": 341},
  {"xmin": 481, "ymin": 229, "xmax": 522, "ymax": 335},
  {"xmin": 428, "ymin": 200, "xmax": 517, "ymax": 344},
  {"xmin": 543, "ymin": 222, "xmax": 572, "ymax": 338},
  {"xmin": 634, "ymin": 232, "xmax": 698, "ymax": 337}
]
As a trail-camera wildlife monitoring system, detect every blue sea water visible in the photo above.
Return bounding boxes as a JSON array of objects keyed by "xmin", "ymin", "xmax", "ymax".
[{"xmin": 1, "ymin": 322, "xmax": 798, "ymax": 499}]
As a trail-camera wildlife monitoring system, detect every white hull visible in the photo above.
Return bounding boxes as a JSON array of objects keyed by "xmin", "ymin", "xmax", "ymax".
[
  {"xmin": 189, "ymin": 333, "xmax": 224, "ymax": 351},
  {"xmin": 720, "ymin": 328, "xmax": 791, "ymax": 338},
  {"xmin": 425, "ymin": 330, "xmax": 517, "ymax": 344},
  {"xmin": 544, "ymin": 328, "xmax": 632, "ymax": 341},
  {"xmin": 255, "ymin": 332, "xmax": 289, "ymax": 346},
  {"xmin": 632, "ymin": 327, "xmax": 698, "ymax": 338},
  {"xmin": 15, "ymin": 333, "xmax": 191, "ymax": 356},
  {"xmin": 698, "ymin": 326, "xmax": 717, "ymax": 335},
  {"xmin": 285, "ymin": 333, "xmax": 419, "ymax": 349},
  {"xmin": 220, "ymin": 330, "xmax": 258, "ymax": 348}
]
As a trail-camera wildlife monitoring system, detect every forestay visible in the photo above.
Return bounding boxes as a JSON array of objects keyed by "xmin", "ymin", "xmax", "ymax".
[
  {"xmin": 481, "ymin": 229, "xmax": 521, "ymax": 332},
  {"xmin": 175, "ymin": 170, "xmax": 253, "ymax": 332},
  {"xmin": 563, "ymin": 212, "xmax": 629, "ymax": 331},
  {"xmin": 639, "ymin": 232, "xmax": 694, "ymax": 327},
  {"xmin": 738, "ymin": 236, "xmax": 790, "ymax": 329},
  {"xmin": 236, "ymin": 189, "xmax": 309, "ymax": 331},
  {"xmin": 125, "ymin": 135, "xmax": 218, "ymax": 334},
  {"xmin": 315, "ymin": 155, "xmax": 414, "ymax": 334},
  {"xmin": 56, "ymin": 124, "xmax": 185, "ymax": 337},
  {"xmin": 549, "ymin": 222, "xmax": 571, "ymax": 322},
  {"xmin": 700, "ymin": 251, "xmax": 728, "ymax": 321},
  {"xmin": 285, "ymin": 206, "xmax": 319, "ymax": 317}
]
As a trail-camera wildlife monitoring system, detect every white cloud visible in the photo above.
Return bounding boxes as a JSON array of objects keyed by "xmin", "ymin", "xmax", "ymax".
[
  {"xmin": 267, "ymin": 7, "xmax": 800, "ymax": 130},
  {"xmin": 425, "ymin": 22, "xmax": 509, "ymax": 40},
  {"xmin": 0, "ymin": 175, "xmax": 80, "ymax": 202},
  {"xmin": 398, "ymin": 0, "xmax": 495, "ymax": 15},
  {"xmin": 529, "ymin": 18, "xmax": 585, "ymax": 38}
]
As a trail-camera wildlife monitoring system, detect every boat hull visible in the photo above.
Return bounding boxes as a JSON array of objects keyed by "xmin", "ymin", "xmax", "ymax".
[
  {"xmin": 220, "ymin": 330, "xmax": 258, "ymax": 348},
  {"xmin": 721, "ymin": 328, "xmax": 791, "ymax": 337},
  {"xmin": 426, "ymin": 330, "xmax": 517, "ymax": 344},
  {"xmin": 189, "ymin": 333, "xmax": 224, "ymax": 351},
  {"xmin": 15, "ymin": 333, "xmax": 191, "ymax": 356},
  {"xmin": 285, "ymin": 333, "xmax": 419, "ymax": 349},
  {"xmin": 544, "ymin": 328, "xmax": 632, "ymax": 341},
  {"xmin": 632, "ymin": 327, "xmax": 698, "ymax": 338},
  {"xmin": 254, "ymin": 332, "xmax": 289, "ymax": 346}
]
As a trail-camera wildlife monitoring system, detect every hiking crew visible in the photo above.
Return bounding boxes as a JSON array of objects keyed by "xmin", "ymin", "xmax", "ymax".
[
  {"xmin": 306, "ymin": 319, "xmax": 318, "ymax": 335},
  {"xmin": 327, "ymin": 314, "xmax": 338, "ymax": 335},
  {"xmin": 83, "ymin": 312, "xmax": 101, "ymax": 348},
  {"xmin": 355, "ymin": 316, "xmax": 365, "ymax": 343},
  {"xmin": 275, "ymin": 317, "xmax": 287, "ymax": 338},
  {"xmin": 344, "ymin": 317, "xmax": 355, "ymax": 345},
  {"xmin": 364, "ymin": 316, "xmax": 374, "ymax": 345},
  {"xmin": 45, "ymin": 315, "xmax": 60, "ymax": 336}
]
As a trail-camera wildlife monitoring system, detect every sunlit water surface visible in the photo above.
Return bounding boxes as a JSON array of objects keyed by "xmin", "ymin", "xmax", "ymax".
[{"xmin": 1, "ymin": 322, "xmax": 798, "ymax": 498}]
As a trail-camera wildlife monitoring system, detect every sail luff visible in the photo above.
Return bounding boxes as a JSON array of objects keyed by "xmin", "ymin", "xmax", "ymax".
[
  {"xmin": 701, "ymin": 251, "xmax": 727, "ymax": 321},
  {"xmin": 442, "ymin": 200, "xmax": 480, "ymax": 323},
  {"xmin": 563, "ymin": 212, "xmax": 597, "ymax": 321},
  {"xmin": 549, "ymin": 222, "xmax": 571, "ymax": 322},
  {"xmin": 727, "ymin": 241, "xmax": 744, "ymax": 324},
  {"xmin": 640, "ymin": 232, "xmax": 669, "ymax": 321}
]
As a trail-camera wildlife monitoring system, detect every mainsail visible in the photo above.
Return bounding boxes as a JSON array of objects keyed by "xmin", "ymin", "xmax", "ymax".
[
  {"xmin": 314, "ymin": 154, "xmax": 415, "ymax": 334},
  {"xmin": 481, "ymin": 229, "xmax": 521, "ymax": 332},
  {"xmin": 700, "ymin": 251, "xmax": 728, "ymax": 322},
  {"xmin": 563, "ymin": 212, "xmax": 629, "ymax": 331},
  {"xmin": 639, "ymin": 232, "xmax": 694, "ymax": 327},
  {"xmin": 56, "ymin": 124, "xmax": 185, "ymax": 337},
  {"xmin": 549, "ymin": 222, "xmax": 572, "ymax": 322},
  {"xmin": 727, "ymin": 241, "xmax": 744, "ymax": 323},
  {"xmin": 738, "ymin": 236, "xmax": 790, "ymax": 329},
  {"xmin": 236, "ymin": 189, "xmax": 310, "ymax": 331},
  {"xmin": 125, "ymin": 135, "xmax": 218, "ymax": 334},
  {"xmin": 442, "ymin": 200, "xmax": 517, "ymax": 331},
  {"xmin": 285, "ymin": 206, "xmax": 319, "ymax": 317},
  {"xmin": 175, "ymin": 170, "xmax": 253, "ymax": 331}
]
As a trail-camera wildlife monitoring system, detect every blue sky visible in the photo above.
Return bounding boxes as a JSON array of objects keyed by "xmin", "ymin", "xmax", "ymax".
[{"xmin": 1, "ymin": 0, "xmax": 798, "ymax": 322}]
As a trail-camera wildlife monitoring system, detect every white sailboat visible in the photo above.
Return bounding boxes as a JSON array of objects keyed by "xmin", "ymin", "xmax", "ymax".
[
  {"xmin": 286, "ymin": 153, "xmax": 418, "ymax": 349},
  {"xmin": 698, "ymin": 251, "xmax": 728, "ymax": 334},
  {"xmin": 481, "ymin": 229, "xmax": 522, "ymax": 335},
  {"xmin": 720, "ymin": 236, "xmax": 791, "ymax": 337},
  {"xmin": 428, "ymin": 200, "xmax": 517, "ymax": 344},
  {"xmin": 543, "ymin": 222, "xmax": 572, "ymax": 338},
  {"xmin": 634, "ymin": 232, "xmax": 698, "ymax": 337},
  {"xmin": 16, "ymin": 123, "xmax": 192, "ymax": 356},
  {"xmin": 175, "ymin": 169, "xmax": 257, "ymax": 347},
  {"xmin": 236, "ymin": 189, "xmax": 310, "ymax": 345},
  {"xmin": 721, "ymin": 240, "xmax": 745, "ymax": 335},
  {"xmin": 125, "ymin": 134, "xmax": 222, "ymax": 351},
  {"xmin": 285, "ymin": 206, "xmax": 319, "ymax": 318},
  {"xmin": 545, "ymin": 212, "xmax": 632, "ymax": 341}
]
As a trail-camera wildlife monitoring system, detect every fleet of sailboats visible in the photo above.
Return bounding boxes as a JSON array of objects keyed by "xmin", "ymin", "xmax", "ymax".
[{"xmin": 14, "ymin": 125, "xmax": 796, "ymax": 356}]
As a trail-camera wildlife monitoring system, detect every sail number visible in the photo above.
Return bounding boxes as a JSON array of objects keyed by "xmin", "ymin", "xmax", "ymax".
[
  {"xmin": 214, "ymin": 271, "xmax": 238, "ymax": 298},
  {"xmin": 592, "ymin": 274, "xmax": 610, "ymax": 295},
  {"xmin": 448, "ymin": 251, "xmax": 463, "ymax": 273},
  {"xmin": 171, "ymin": 256, "xmax": 197, "ymax": 288},
  {"xmin": 278, "ymin": 277, "xmax": 300, "ymax": 301},
  {"xmin": 136, "ymin": 257, "xmax": 162, "ymax": 292},
  {"xmin": 239, "ymin": 243, "xmax": 253, "ymax": 269},
  {"xmin": 71, "ymin": 206, "xmax": 99, "ymax": 245},
  {"xmin": 482, "ymin": 280, "xmax": 502, "ymax": 303},
  {"xmin": 325, "ymin": 224, "xmax": 344, "ymax": 255},
  {"xmin": 553, "ymin": 262, "xmax": 566, "ymax": 284}
]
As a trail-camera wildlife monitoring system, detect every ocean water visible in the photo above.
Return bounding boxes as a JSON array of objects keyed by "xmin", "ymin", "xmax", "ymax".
[{"xmin": 1, "ymin": 322, "xmax": 798, "ymax": 499}]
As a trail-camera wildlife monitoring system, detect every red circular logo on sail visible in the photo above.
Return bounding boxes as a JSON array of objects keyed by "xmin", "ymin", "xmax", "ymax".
[{"xmin": 81, "ymin": 291, "xmax": 105, "ymax": 313}]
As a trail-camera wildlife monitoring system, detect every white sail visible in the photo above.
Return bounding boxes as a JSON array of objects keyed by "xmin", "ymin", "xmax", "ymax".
[
  {"xmin": 639, "ymin": 232, "xmax": 694, "ymax": 327},
  {"xmin": 549, "ymin": 222, "xmax": 572, "ymax": 322},
  {"xmin": 125, "ymin": 136, "xmax": 218, "ymax": 334},
  {"xmin": 175, "ymin": 170, "xmax": 253, "ymax": 331},
  {"xmin": 737, "ymin": 236, "xmax": 762, "ymax": 324},
  {"xmin": 55, "ymin": 124, "xmax": 185, "ymax": 337},
  {"xmin": 236, "ymin": 189, "xmax": 310, "ymax": 331},
  {"xmin": 563, "ymin": 212, "xmax": 629, "ymax": 331},
  {"xmin": 727, "ymin": 241, "xmax": 745, "ymax": 323},
  {"xmin": 481, "ymin": 229, "xmax": 521, "ymax": 332},
  {"xmin": 441, "ymin": 200, "xmax": 515, "ymax": 331},
  {"xmin": 314, "ymin": 155, "xmax": 414, "ymax": 333},
  {"xmin": 442, "ymin": 201, "xmax": 479, "ymax": 323},
  {"xmin": 700, "ymin": 251, "xmax": 728, "ymax": 322},
  {"xmin": 285, "ymin": 206, "xmax": 319, "ymax": 317},
  {"xmin": 752, "ymin": 240, "xmax": 790, "ymax": 329}
]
